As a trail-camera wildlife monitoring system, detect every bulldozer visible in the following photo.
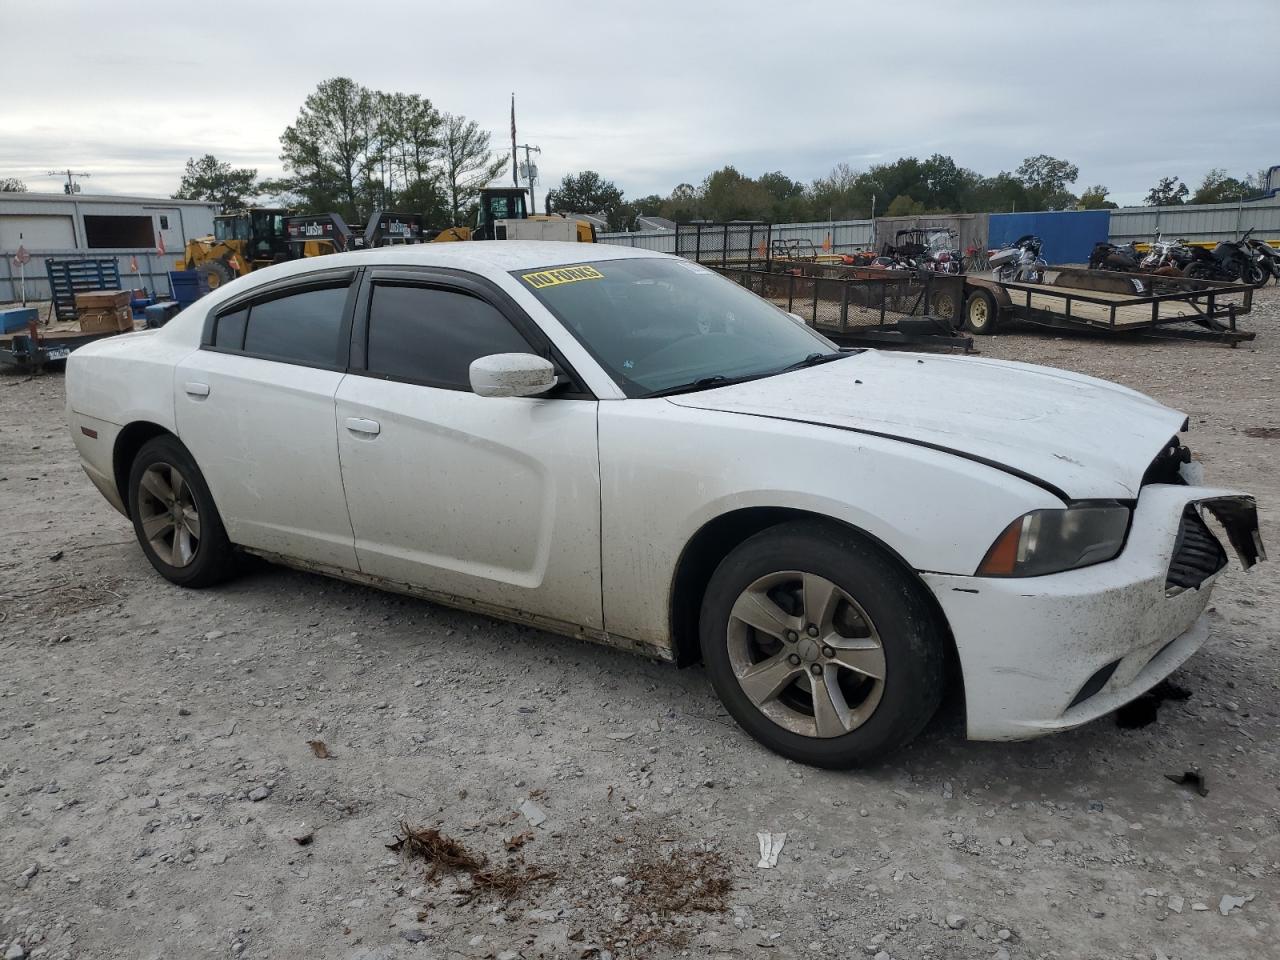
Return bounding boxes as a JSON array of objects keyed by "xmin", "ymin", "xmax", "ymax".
[{"xmin": 431, "ymin": 187, "xmax": 596, "ymax": 244}]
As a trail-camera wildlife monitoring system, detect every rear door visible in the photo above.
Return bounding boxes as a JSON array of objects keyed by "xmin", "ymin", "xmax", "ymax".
[
  {"xmin": 334, "ymin": 267, "xmax": 603, "ymax": 633},
  {"xmin": 174, "ymin": 269, "xmax": 359, "ymax": 569}
]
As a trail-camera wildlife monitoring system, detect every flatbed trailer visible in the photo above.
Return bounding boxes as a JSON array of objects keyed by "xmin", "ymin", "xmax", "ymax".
[
  {"xmin": 0, "ymin": 317, "xmax": 134, "ymax": 372},
  {"xmin": 961, "ymin": 267, "xmax": 1255, "ymax": 346}
]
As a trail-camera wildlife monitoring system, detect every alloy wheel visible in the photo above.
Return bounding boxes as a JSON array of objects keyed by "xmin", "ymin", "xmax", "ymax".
[
  {"xmin": 137, "ymin": 462, "xmax": 202, "ymax": 567},
  {"xmin": 726, "ymin": 570, "xmax": 886, "ymax": 738}
]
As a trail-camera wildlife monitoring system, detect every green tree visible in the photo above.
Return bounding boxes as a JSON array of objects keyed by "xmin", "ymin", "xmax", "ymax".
[
  {"xmin": 884, "ymin": 194, "xmax": 925, "ymax": 217},
  {"xmin": 172, "ymin": 155, "xmax": 259, "ymax": 208},
  {"xmin": 439, "ymin": 113, "xmax": 508, "ymax": 225},
  {"xmin": 661, "ymin": 183, "xmax": 701, "ymax": 222},
  {"xmin": 1190, "ymin": 168, "xmax": 1254, "ymax": 205},
  {"xmin": 699, "ymin": 166, "xmax": 770, "ymax": 221},
  {"xmin": 375, "ymin": 91, "xmax": 446, "ymax": 223},
  {"xmin": 1016, "ymin": 154, "xmax": 1079, "ymax": 209},
  {"xmin": 0, "ymin": 177, "xmax": 26, "ymax": 192},
  {"xmin": 809, "ymin": 163, "xmax": 865, "ymax": 220},
  {"xmin": 1145, "ymin": 176, "xmax": 1188, "ymax": 206},
  {"xmin": 1078, "ymin": 184, "xmax": 1117, "ymax": 209},
  {"xmin": 757, "ymin": 171, "xmax": 810, "ymax": 221},
  {"xmin": 279, "ymin": 77, "xmax": 380, "ymax": 221},
  {"xmin": 967, "ymin": 172, "xmax": 1031, "ymax": 212},
  {"xmin": 546, "ymin": 170, "xmax": 626, "ymax": 228}
]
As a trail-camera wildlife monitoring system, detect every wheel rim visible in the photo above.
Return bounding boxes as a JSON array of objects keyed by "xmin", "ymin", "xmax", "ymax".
[
  {"xmin": 933, "ymin": 293, "xmax": 956, "ymax": 320},
  {"xmin": 969, "ymin": 298, "xmax": 988, "ymax": 327},
  {"xmin": 137, "ymin": 462, "xmax": 201, "ymax": 567},
  {"xmin": 726, "ymin": 571, "xmax": 886, "ymax": 738}
]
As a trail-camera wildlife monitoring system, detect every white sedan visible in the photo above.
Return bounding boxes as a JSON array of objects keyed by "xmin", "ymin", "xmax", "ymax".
[{"xmin": 65, "ymin": 242, "xmax": 1264, "ymax": 767}]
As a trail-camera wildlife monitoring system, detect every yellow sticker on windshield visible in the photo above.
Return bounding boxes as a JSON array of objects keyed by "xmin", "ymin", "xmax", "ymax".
[{"xmin": 521, "ymin": 265, "xmax": 604, "ymax": 289}]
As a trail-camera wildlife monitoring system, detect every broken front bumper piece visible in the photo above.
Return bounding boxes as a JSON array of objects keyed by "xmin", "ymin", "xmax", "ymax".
[{"xmin": 923, "ymin": 486, "xmax": 1263, "ymax": 741}]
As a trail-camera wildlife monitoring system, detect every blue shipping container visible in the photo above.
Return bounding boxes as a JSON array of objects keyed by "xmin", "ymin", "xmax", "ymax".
[{"xmin": 987, "ymin": 210, "xmax": 1111, "ymax": 265}]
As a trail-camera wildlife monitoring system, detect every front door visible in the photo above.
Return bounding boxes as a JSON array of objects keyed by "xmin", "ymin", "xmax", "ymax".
[{"xmin": 334, "ymin": 273, "xmax": 603, "ymax": 633}]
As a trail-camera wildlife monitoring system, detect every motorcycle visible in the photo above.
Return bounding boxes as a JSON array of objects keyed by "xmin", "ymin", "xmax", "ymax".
[
  {"xmin": 1139, "ymin": 234, "xmax": 1181, "ymax": 272},
  {"xmin": 1242, "ymin": 235, "xmax": 1279, "ymax": 285},
  {"xmin": 1183, "ymin": 227, "xmax": 1264, "ymax": 283},
  {"xmin": 990, "ymin": 234, "xmax": 1047, "ymax": 283},
  {"xmin": 1089, "ymin": 240, "xmax": 1143, "ymax": 272}
]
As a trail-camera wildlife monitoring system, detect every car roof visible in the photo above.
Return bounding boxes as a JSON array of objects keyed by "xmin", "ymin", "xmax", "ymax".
[{"xmin": 249, "ymin": 240, "xmax": 666, "ymax": 285}]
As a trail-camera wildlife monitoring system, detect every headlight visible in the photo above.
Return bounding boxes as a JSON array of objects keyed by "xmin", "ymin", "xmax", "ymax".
[{"xmin": 976, "ymin": 503, "xmax": 1131, "ymax": 577}]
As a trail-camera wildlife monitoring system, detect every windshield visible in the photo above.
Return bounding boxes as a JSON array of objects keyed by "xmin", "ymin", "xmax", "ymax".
[{"xmin": 516, "ymin": 257, "xmax": 838, "ymax": 397}]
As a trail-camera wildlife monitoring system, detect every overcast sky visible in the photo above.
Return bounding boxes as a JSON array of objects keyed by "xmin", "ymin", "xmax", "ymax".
[{"xmin": 2, "ymin": 1, "xmax": 1277, "ymax": 207}]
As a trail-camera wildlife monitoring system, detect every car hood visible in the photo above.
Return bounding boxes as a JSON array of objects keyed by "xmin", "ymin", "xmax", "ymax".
[{"xmin": 665, "ymin": 351, "xmax": 1187, "ymax": 500}]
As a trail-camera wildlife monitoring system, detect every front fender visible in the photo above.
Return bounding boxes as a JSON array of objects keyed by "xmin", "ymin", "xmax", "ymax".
[{"xmin": 597, "ymin": 400, "xmax": 1060, "ymax": 649}]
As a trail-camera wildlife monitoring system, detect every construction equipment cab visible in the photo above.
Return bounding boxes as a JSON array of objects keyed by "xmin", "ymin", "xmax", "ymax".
[
  {"xmin": 178, "ymin": 208, "xmax": 291, "ymax": 289},
  {"xmin": 433, "ymin": 187, "xmax": 595, "ymax": 243}
]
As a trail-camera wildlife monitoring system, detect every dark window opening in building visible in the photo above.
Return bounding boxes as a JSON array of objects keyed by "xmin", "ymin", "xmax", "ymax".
[
  {"xmin": 159, "ymin": 215, "xmax": 170, "ymax": 230},
  {"xmin": 83, "ymin": 215, "xmax": 154, "ymax": 248}
]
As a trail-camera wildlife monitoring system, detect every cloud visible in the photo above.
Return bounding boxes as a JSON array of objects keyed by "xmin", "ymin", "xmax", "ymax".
[{"xmin": 2, "ymin": 0, "xmax": 1276, "ymax": 205}]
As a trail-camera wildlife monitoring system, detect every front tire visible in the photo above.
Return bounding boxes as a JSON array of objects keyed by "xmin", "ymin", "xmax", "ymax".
[
  {"xmin": 127, "ymin": 435, "xmax": 237, "ymax": 588},
  {"xmin": 699, "ymin": 521, "xmax": 946, "ymax": 768},
  {"xmin": 196, "ymin": 258, "xmax": 236, "ymax": 290}
]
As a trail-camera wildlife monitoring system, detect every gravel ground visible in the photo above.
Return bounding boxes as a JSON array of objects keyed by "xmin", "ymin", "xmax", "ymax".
[{"xmin": 1, "ymin": 288, "xmax": 1278, "ymax": 960}]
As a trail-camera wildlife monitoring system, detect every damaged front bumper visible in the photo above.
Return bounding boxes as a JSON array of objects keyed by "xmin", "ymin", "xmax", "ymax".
[{"xmin": 924, "ymin": 485, "xmax": 1264, "ymax": 741}]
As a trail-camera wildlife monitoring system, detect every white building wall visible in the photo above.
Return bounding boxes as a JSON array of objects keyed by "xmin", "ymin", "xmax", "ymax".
[{"xmin": 0, "ymin": 193, "xmax": 220, "ymax": 301}]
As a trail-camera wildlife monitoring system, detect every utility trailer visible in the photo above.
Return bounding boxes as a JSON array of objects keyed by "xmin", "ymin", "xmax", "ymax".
[
  {"xmin": 0, "ymin": 317, "xmax": 131, "ymax": 372},
  {"xmin": 960, "ymin": 267, "xmax": 1255, "ymax": 346},
  {"xmin": 718, "ymin": 266, "xmax": 972, "ymax": 351}
]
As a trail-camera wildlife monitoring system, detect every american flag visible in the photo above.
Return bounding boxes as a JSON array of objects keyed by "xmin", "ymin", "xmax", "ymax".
[{"xmin": 156, "ymin": 231, "xmax": 166, "ymax": 256}]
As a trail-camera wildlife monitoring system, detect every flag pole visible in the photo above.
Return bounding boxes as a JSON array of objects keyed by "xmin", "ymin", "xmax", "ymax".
[{"xmin": 511, "ymin": 93, "xmax": 519, "ymax": 188}]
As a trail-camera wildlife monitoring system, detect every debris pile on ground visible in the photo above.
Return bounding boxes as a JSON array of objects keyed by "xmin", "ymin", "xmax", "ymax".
[{"xmin": 388, "ymin": 822, "xmax": 556, "ymax": 902}]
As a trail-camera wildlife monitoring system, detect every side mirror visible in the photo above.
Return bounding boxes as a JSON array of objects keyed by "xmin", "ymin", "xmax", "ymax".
[{"xmin": 469, "ymin": 353, "xmax": 557, "ymax": 398}]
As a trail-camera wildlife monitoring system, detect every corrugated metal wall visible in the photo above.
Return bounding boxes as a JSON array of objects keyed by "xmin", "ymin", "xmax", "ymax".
[
  {"xmin": 873, "ymin": 214, "xmax": 989, "ymax": 257},
  {"xmin": 1108, "ymin": 198, "xmax": 1280, "ymax": 244},
  {"xmin": 597, "ymin": 199, "xmax": 1280, "ymax": 262},
  {"xmin": 0, "ymin": 250, "xmax": 179, "ymax": 302},
  {"xmin": 989, "ymin": 210, "xmax": 1111, "ymax": 263}
]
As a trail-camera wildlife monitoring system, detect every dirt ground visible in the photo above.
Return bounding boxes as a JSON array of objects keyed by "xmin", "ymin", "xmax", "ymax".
[{"xmin": 1, "ymin": 289, "xmax": 1278, "ymax": 960}]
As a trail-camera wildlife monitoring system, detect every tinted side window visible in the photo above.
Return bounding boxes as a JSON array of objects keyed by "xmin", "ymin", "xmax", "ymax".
[
  {"xmin": 367, "ymin": 285, "xmax": 533, "ymax": 389},
  {"xmin": 242, "ymin": 285, "xmax": 348, "ymax": 367},
  {"xmin": 213, "ymin": 307, "xmax": 247, "ymax": 349}
]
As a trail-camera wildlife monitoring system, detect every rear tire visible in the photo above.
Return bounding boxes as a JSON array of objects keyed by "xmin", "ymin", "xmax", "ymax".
[
  {"xmin": 1183, "ymin": 261, "xmax": 1211, "ymax": 281},
  {"xmin": 963, "ymin": 290, "xmax": 998, "ymax": 335},
  {"xmin": 698, "ymin": 521, "xmax": 946, "ymax": 768},
  {"xmin": 127, "ymin": 435, "xmax": 237, "ymax": 588}
]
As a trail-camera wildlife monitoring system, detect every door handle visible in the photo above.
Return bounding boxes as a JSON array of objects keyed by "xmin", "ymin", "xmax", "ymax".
[
  {"xmin": 344, "ymin": 417, "xmax": 380, "ymax": 436},
  {"xmin": 184, "ymin": 381, "xmax": 210, "ymax": 398}
]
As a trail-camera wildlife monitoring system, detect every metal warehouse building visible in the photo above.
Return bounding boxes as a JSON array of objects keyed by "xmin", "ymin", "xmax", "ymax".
[{"xmin": 0, "ymin": 192, "xmax": 219, "ymax": 302}]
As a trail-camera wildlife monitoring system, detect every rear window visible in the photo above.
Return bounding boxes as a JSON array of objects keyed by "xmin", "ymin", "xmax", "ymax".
[{"xmin": 239, "ymin": 285, "xmax": 348, "ymax": 367}]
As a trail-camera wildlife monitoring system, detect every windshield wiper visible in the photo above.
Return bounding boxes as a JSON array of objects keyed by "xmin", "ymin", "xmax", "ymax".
[
  {"xmin": 648, "ymin": 374, "xmax": 749, "ymax": 398},
  {"xmin": 778, "ymin": 351, "xmax": 850, "ymax": 373}
]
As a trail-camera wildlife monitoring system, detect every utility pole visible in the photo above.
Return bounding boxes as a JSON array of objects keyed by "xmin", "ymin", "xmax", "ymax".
[
  {"xmin": 47, "ymin": 169, "xmax": 91, "ymax": 194},
  {"xmin": 516, "ymin": 143, "xmax": 541, "ymax": 211}
]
